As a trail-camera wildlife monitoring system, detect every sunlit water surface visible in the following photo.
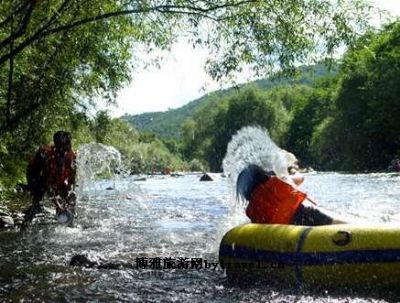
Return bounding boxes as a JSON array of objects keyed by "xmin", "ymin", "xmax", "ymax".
[{"xmin": 1, "ymin": 172, "xmax": 400, "ymax": 302}]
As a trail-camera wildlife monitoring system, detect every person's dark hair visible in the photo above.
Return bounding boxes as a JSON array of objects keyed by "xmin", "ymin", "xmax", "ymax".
[
  {"xmin": 53, "ymin": 131, "xmax": 71, "ymax": 148},
  {"xmin": 236, "ymin": 164, "xmax": 274, "ymax": 201}
]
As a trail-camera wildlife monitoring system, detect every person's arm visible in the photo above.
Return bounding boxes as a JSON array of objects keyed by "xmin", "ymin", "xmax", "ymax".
[
  {"xmin": 288, "ymin": 165, "xmax": 348, "ymax": 225},
  {"xmin": 281, "ymin": 172, "xmax": 304, "ymax": 187},
  {"xmin": 289, "ymin": 172, "xmax": 304, "ymax": 186},
  {"xmin": 286, "ymin": 164, "xmax": 304, "ymax": 186},
  {"xmin": 52, "ymin": 196, "xmax": 65, "ymax": 212}
]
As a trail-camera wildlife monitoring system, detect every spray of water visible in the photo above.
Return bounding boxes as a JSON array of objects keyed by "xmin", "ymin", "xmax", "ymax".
[
  {"xmin": 76, "ymin": 143, "xmax": 123, "ymax": 198},
  {"xmin": 222, "ymin": 126, "xmax": 298, "ymax": 187},
  {"xmin": 217, "ymin": 126, "xmax": 299, "ymax": 240}
]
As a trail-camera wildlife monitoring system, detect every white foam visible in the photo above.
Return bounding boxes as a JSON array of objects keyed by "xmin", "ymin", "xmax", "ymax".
[{"xmin": 222, "ymin": 126, "xmax": 298, "ymax": 186}]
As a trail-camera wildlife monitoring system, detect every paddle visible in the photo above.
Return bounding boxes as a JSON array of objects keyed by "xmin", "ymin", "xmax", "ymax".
[{"xmin": 306, "ymin": 196, "xmax": 318, "ymax": 206}]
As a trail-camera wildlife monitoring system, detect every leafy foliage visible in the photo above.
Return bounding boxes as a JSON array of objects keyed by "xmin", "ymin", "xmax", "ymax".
[
  {"xmin": 312, "ymin": 21, "xmax": 400, "ymax": 170},
  {"xmin": 181, "ymin": 86, "xmax": 294, "ymax": 171},
  {"xmin": 284, "ymin": 77, "xmax": 338, "ymax": 166},
  {"xmin": 179, "ymin": 22, "xmax": 400, "ymax": 172},
  {"xmin": 128, "ymin": 141, "xmax": 184, "ymax": 174}
]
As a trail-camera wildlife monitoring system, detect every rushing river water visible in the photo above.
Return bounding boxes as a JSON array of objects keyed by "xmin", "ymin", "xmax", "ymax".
[{"xmin": 1, "ymin": 172, "xmax": 400, "ymax": 302}]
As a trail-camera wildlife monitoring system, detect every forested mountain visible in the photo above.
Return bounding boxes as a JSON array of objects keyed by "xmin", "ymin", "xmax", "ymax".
[
  {"xmin": 121, "ymin": 90, "xmax": 230, "ymax": 139},
  {"xmin": 121, "ymin": 64, "xmax": 335, "ymax": 139}
]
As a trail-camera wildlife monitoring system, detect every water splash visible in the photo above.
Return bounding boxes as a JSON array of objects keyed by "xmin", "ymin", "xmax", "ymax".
[
  {"xmin": 222, "ymin": 126, "xmax": 298, "ymax": 187},
  {"xmin": 218, "ymin": 126, "xmax": 299, "ymax": 243},
  {"xmin": 76, "ymin": 143, "xmax": 123, "ymax": 198}
]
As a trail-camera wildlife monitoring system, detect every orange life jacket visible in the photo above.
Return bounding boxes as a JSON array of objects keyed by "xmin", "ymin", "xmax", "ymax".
[
  {"xmin": 246, "ymin": 176, "xmax": 307, "ymax": 224},
  {"xmin": 29, "ymin": 145, "xmax": 76, "ymax": 192}
]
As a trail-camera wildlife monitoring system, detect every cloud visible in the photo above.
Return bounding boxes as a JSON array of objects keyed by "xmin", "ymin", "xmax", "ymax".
[{"xmin": 110, "ymin": 41, "xmax": 220, "ymax": 116}]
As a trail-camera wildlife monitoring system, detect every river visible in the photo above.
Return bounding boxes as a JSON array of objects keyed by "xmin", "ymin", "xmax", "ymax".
[{"xmin": 1, "ymin": 172, "xmax": 400, "ymax": 302}]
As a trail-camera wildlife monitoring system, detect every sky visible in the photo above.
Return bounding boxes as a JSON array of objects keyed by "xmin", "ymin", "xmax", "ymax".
[{"xmin": 105, "ymin": 0, "xmax": 400, "ymax": 117}]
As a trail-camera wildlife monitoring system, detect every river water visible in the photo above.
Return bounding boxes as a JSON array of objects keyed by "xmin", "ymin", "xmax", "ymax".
[{"xmin": 1, "ymin": 172, "xmax": 400, "ymax": 302}]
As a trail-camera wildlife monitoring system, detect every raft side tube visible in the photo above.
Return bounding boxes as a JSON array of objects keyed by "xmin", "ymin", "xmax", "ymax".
[{"xmin": 219, "ymin": 224, "xmax": 400, "ymax": 289}]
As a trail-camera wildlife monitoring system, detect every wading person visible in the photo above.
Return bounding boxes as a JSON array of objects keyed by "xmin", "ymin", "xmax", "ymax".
[
  {"xmin": 236, "ymin": 164, "xmax": 346, "ymax": 226},
  {"xmin": 22, "ymin": 131, "xmax": 77, "ymax": 229}
]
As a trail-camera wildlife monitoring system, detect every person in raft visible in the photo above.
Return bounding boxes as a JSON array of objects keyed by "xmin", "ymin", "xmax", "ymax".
[
  {"xmin": 236, "ymin": 164, "xmax": 345, "ymax": 225},
  {"xmin": 22, "ymin": 131, "xmax": 77, "ymax": 228}
]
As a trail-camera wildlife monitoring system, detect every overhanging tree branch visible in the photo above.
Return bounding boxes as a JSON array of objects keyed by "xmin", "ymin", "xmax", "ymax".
[
  {"xmin": 0, "ymin": 0, "xmax": 255, "ymax": 67},
  {"xmin": 0, "ymin": 0, "xmax": 30, "ymax": 28},
  {"xmin": 0, "ymin": 0, "xmax": 72, "ymax": 66},
  {"xmin": 0, "ymin": 29, "xmax": 70, "ymax": 137},
  {"xmin": 0, "ymin": 0, "xmax": 37, "ymax": 49},
  {"xmin": 0, "ymin": 96, "xmax": 41, "ymax": 136}
]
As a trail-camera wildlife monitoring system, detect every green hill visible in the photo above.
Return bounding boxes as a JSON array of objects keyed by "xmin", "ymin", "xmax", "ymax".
[
  {"xmin": 121, "ymin": 64, "xmax": 335, "ymax": 139},
  {"xmin": 121, "ymin": 90, "xmax": 229, "ymax": 139}
]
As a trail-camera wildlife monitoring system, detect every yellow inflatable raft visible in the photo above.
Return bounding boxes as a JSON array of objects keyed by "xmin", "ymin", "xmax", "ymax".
[{"xmin": 219, "ymin": 224, "xmax": 400, "ymax": 289}]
